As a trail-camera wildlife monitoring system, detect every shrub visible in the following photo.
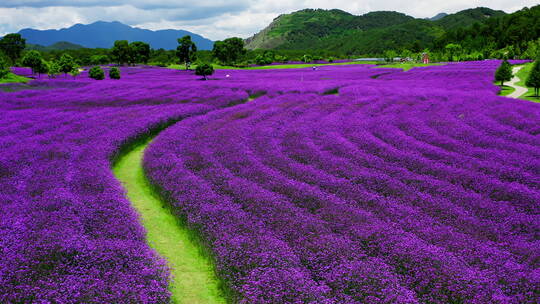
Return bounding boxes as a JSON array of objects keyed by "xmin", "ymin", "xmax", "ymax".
[
  {"xmin": 301, "ymin": 54, "xmax": 313, "ymax": 63},
  {"xmin": 255, "ymin": 54, "xmax": 272, "ymax": 66},
  {"xmin": 195, "ymin": 63, "xmax": 214, "ymax": 80},
  {"xmin": 69, "ymin": 66, "xmax": 81, "ymax": 79},
  {"xmin": 109, "ymin": 67, "xmax": 121, "ymax": 80},
  {"xmin": 89, "ymin": 66, "xmax": 105, "ymax": 80}
]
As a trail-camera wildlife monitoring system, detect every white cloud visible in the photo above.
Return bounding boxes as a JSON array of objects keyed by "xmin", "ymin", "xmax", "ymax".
[{"xmin": 0, "ymin": 0, "xmax": 538, "ymax": 40}]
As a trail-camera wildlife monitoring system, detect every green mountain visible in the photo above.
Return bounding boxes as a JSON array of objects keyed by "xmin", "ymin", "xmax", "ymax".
[
  {"xmin": 26, "ymin": 41, "xmax": 85, "ymax": 51},
  {"xmin": 245, "ymin": 7, "xmax": 511, "ymax": 54},
  {"xmin": 434, "ymin": 7, "xmax": 506, "ymax": 30},
  {"xmin": 245, "ymin": 9, "xmax": 413, "ymax": 50},
  {"xmin": 436, "ymin": 5, "xmax": 540, "ymax": 50},
  {"xmin": 428, "ymin": 13, "xmax": 448, "ymax": 21}
]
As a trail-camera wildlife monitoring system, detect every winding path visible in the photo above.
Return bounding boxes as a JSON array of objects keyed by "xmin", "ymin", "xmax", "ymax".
[
  {"xmin": 507, "ymin": 66, "xmax": 528, "ymax": 99},
  {"xmin": 113, "ymin": 140, "xmax": 225, "ymax": 304}
]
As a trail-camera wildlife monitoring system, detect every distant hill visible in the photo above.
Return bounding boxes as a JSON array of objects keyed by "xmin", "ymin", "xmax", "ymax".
[
  {"xmin": 245, "ymin": 9, "xmax": 414, "ymax": 50},
  {"xmin": 428, "ymin": 13, "xmax": 448, "ymax": 21},
  {"xmin": 245, "ymin": 7, "xmax": 512, "ymax": 54},
  {"xmin": 18, "ymin": 21, "xmax": 214, "ymax": 50},
  {"xmin": 26, "ymin": 41, "xmax": 85, "ymax": 51},
  {"xmin": 434, "ymin": 7, "xmax": 506, "ymax": 30},
  {"xmin": 436, "ymin": 5, "xmax": 540, "ymax": 50}
]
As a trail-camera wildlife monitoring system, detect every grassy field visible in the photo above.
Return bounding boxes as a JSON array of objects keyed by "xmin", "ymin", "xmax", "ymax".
[
  {"xmin": 113, "ymin": 141, "xmax": 226, "ymax": 304},
  {"xmin": 515, "ymin": 62, "xmax": 540, "ymax": 102},
  {"xmin": 0, "ymin": 72, "xmax": 31, "ymax": 84},
  {"xmin": 169, "ymin": 61, "xmax": 442, "ymax": 71},
  {"xmin": 497, "ymin": 85, "xmax": 516, "ymax": 96}
]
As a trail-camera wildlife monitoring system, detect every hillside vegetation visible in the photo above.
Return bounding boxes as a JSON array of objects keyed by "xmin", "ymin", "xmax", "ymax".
[{"xmin": 246, "ymin": 6, "xmax": 540, "ymax": 56}]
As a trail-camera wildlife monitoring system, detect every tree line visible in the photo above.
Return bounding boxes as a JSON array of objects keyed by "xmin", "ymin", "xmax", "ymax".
[{"xmin": 1, "ymin": 31, "xmax": 540, "ymax": 91}]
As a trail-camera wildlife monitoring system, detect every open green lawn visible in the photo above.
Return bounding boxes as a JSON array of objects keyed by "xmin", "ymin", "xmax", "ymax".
[
  {"xmin": 0, "ymin": 72, "xmax": 31, "ymax": 84},
  {"xmin": 515, "ymin": 62, "xmax": 540, "ymax": 103},
  {"xmin": 113, "ymin": 141, "xmax": 226, "ymax": 304},
  {"xmin": 497, "ymin": 84, "xmax": 516, "ymax": 96},
  {"xmin": 169, "ymin": 61, "xmax": 442, "ymax": 71},
  {"xmin": 378, "ymin": 62, "xmax": 442, "ymax": 71}
]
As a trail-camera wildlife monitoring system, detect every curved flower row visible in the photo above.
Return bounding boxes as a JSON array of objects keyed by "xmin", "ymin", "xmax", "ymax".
[{"xmin": 144, "ymin": 61, "xmax": 539, "ymax": 303}]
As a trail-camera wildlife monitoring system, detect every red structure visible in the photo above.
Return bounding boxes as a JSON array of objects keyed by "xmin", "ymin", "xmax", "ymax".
[{"xmin": 422, "ymin": 53, "xmax": 430, "ymax": 64}]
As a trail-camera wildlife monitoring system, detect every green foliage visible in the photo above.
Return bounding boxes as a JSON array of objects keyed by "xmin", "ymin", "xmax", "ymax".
[
  {"xmin": 0, "ymin": 33, "xmax": 26, "ymax": 64},
  {"xmin": 526, "ymin": 60, "xmax": 540, "ymax": 96},
  {"xmin": 255, "ymin": 51, "xmax": 274, "ymax": 65},
  {"xmin": 212, "ymin": 37, "xmax": 246, "ymax": 65},
  {"xmin": 495, "ymin": 60, "xmax": 513, "ymax": 86},
  {"xmin": 384, "ymin": 50, "xmax": 398, "ymax": 62},
  {"xmin": 445, "ymin": 43, "xmax": 462, "ymax": 61},
  {"xmin": 22, "ymin": 50, "xmax": 45, "ymax": 75},
  {"xmin": 0, "ymin": 53, "xmax": 9, "ymax": 79},
  {"xmin": 58, "ymin": 53, "xmax": 76, "ymax": 76},
  {"xmin": 522, "ymin": 39, "xmax": 540, "ymax": 60},
  {"xmin": 274, "ymin": 54, "xmax": 288, "ymax": 63},
  {"xmin": 47, "ymin": 61, "xmax": 61, "ymax": 78},
  {"xmin": 109, "ymin": 67, "xmax": 121, "ymax": 79},
  {"xmin": 176, "ymin": 35, "xmax": 197, "ymax": 70},
  {"xmin": 246, "ymin": 9, "xmax": 413, "ymax": 50},
  {"xmin": 434, "ymin": 7, "xmax": 506, "ymax": 30},
  {"xmin": 244, "ymin": 5, "xmax": 539, "ymax": 59},
  {"xmin": 130, "ymin": 41, "xmax": 150, "ymax": 64},
  {"xmin": 195, "ymin": 63, "xmax": 214, "ymax": 80},
  {"xmin": 89, "ymin": 66, "xmax": 105, "ymax": 80},
  {"xmin": 111, "ymin": 40, "xmax": 131, "ymax": 65},
  {"xmin": 436, "ymin": 5, "xmax": 540, "ymax": 56},
  {"xmin": 69, "ymin": 66, "xmax": 81, "ymax": 79},
  {"xmin": 90, "ymin": 54, "xmax": 110, "ymax": 65},
  {"xmin": 301, "ymin": 54, "xmax": 313, "ymax": 63}
]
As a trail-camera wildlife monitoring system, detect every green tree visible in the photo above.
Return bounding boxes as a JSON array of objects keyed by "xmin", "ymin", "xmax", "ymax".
[
  {"xmin": 301, "ymin": 54, "xmax": 313, "ymax": 63},
  {"xmin": 445, "ymin": 43, "xmax": 462, "ymax": 62},
  {"xmin": 111, "ymin": 40, "xmax": 132, "ymax": 65},
  {"xmin": 109, "ymin": 67, "xmax": 121, "ymax": 79},
  {"xmin": 90, "ymin": 55, "xmax": 110, "ymax": 65},
  {"xmin": 526, "ymin": 59, "xmax": 540, "ymax": 96},
  {"xmin": 47, "ymin": 61, "xmax": 61, "ymax": 78},
  {"xmin": 89, "ymin": 66, "xmax": 105, "ymax": 80},
  {"xmin": 384, "ymin": 50, "xmax": 398, "ymax": 63},
  {"xmin": 195, "ymin": 63, "xmax": 214, "ymax": 80},
  {"xmin": 495, "ymin": 60, "xmax": 513, "ymax": 86},
  {"xmin": 58, "ymin": 53, "xmax": 76, "ymax": 77},
  {"xmin": 0, "ymin": 54, "xmax": 9, "ymax": 79},
  {"xmin": 255, "ymin": 51, "xmax": 274, "ymax": 65},
  {"xmin": 0, "ymin": 33, "xmax": 26, "ymax": 64},
  {"xmin": 22, "ymin": 50, "xmax": 44, "ymax": 75},
  {"xmin": 212, "ymin": 37, "xmax": 246, "ymax": 66},
  {"xmin": 35, "ymin": 59, "xmax": 49, "ymax": 78},
  {"xmin": 130, "ymin": 41, "xmax": 150, "ymax": 64},
  {"xmin": 69, "ymin": 66, "xmax": 81, "ymax": 79},
  {"xmin": 176, "ymin": 35, "xmax": 197, "ymax": 70}
]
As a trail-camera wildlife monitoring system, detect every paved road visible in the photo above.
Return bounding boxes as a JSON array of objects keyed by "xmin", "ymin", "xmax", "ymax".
[{"xmin": 507, "ymin": 66, "xmax": 528, "ymax": 99}]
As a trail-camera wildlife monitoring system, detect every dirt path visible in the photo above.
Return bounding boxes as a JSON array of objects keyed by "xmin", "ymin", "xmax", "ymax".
[
  {"xmin": 113, "ymin": 140, "xmax": 225, "ymax": 304},
  {"xmin": 507, "ymin": 66, "xmax": 528, "ymax": 99}
]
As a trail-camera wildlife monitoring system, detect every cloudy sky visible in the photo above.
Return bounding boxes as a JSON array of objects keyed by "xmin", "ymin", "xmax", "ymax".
[{"xmin": 0, "ymin": 0, "xmax": 537, "ymax": 40}]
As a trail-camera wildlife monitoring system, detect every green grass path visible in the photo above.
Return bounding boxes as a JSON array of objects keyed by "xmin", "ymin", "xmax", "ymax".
[
  {"xmin": 0, "ymin": 72, "xmax": 30, "ymax": 84},
  {"xmin": 515, "ymin": 62, "xmax": 540, "ymax": 102},
  {"xmin": 113, "ymin": 141, "xmax": 225, "ymax": 304}
]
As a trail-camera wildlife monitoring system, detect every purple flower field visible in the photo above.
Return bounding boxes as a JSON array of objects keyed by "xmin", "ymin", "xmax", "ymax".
[{"xmin": 1, "ymin": 61, "xmax": 539, "ymax": 303}]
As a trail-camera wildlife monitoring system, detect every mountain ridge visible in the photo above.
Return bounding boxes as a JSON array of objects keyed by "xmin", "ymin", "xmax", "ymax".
[
  {"xmin": 17, "ymin": 21, "xmax": 214, "ymax": 50},
  {"xmin": 245, "ymin": 7, "xmax": 508, "ymax": 52}
]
